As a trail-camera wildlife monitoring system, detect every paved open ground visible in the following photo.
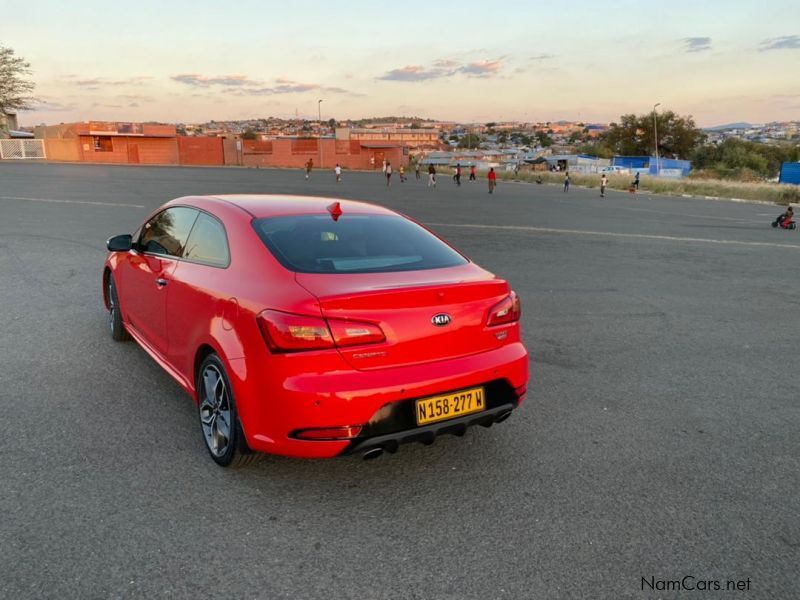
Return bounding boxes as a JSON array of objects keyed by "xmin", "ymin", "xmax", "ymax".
[{"xmin": 1, "ymin": 162, "xmax": 798, "ymax": 599}]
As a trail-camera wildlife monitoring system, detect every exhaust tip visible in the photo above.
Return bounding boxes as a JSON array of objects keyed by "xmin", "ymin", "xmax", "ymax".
[
  {"xmin": 363, "ymin": 447, "xmax": 384, "ymax": 460},
  {"xmin": 495, "ymin": 410, "xmax": 513, "ymax": 423}
]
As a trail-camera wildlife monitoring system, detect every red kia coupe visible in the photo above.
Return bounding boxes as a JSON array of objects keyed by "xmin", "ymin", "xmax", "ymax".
[{"xmin": 103, "ymin": 195, "xmax": 528, "ymax": 466}]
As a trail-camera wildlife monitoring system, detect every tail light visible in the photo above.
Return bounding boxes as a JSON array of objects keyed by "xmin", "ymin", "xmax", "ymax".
[
  {"xmin": 258, "ymin": 310, "xmax": 335, "ymax": 352},
  {"xmin": 258, "ymin": 310, "xmax": 385, "ymax": 353},
  {"xmin": 327, "ymin": 318, "xmax": 385, "ymax": 347},
  {"xmin": 487, "ymin": 291, "xmax": 521, "ymax": 326}
]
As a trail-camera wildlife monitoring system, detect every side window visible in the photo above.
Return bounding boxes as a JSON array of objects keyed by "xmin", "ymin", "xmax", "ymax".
[
  {"xmin": 139, "ymin": 207, "xmax": 198, "ymax": 257},
  {"xmin": 183, "ymin": 213, "xmax": 230, "ymax": 268}
]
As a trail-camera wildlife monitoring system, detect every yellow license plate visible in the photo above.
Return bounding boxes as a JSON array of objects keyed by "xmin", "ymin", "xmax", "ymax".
[{"xmin": 415, "ymin": 387, "xmax": 486, "ymax": 426}]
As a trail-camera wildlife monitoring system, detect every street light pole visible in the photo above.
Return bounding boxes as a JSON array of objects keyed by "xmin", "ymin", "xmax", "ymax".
[
  {"xmin": 653, "ymin": 102, "xmax": 661, "ymax": 176},
  {"xmin": 317, "ymin": 99, "xmax": 323, "ymax": 168}
]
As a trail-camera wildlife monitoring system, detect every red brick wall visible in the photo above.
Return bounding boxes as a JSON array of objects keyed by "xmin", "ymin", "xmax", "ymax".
[
  {"xmin": 43, "ymin": 139, "xmax": 81, "ymax": 161},
  {"xmin": 178, "ymin": 136, "xmax": 224, "ymax": 165},
  {"xmin": 240, "ymin": 139, "xmax": 407, "ymax": 170},
  {"xmin": 77, "ymin": 135, "xmax": 179, "ymax": 164},
  {"xmin": 133, "ymin": 138, "xmax": 179, "ymax": 164}
]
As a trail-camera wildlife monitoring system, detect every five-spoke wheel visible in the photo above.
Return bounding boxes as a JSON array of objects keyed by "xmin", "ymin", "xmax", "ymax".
[{"xmin": 197, "ymin": 353, "xmax": 256, "ymax": 467}]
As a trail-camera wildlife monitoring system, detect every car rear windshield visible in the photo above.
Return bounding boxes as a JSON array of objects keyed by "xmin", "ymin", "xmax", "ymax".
[{"xmin": 253, "ymin": 214, "xmax": 468, "ymax": 273}]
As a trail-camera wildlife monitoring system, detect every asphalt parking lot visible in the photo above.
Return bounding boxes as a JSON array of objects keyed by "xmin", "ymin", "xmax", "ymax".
[{"xmin": 1, "ymin": 162, "xmax": 798, "ymax": 599}]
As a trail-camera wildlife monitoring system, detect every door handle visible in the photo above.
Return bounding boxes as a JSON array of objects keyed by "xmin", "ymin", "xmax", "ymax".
[{"xmin": 156, "ymin": 278, "xmax": 168, "ymax": 287}]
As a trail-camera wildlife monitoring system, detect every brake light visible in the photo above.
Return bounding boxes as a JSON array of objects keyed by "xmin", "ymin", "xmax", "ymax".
[
  {"xmin": 258, "ymin": 310, "xmax": 386, "ymax": 352},
  {"xmin": 487, "ymin": 291, "xmax": 521, "ymax": 326},
  {"xmin": 293, "ymin": 426, "xmax": 363, "ymax": 440},
  {"xmin": 258, "ymin": 310, "xmax": 335, "ymax": 352},
  {"xmin": 327, "ymin": 318, "xmax": 385, "ymax": 347}
]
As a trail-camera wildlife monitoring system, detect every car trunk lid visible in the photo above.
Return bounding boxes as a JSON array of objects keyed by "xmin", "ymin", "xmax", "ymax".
[{"xmin": 295, "ymin": 264, "xmax": 510, "ymax": 371}]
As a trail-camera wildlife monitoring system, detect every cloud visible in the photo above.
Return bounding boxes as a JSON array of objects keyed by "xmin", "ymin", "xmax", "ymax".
[
  {"xmin": 529, "ymin": 53, "xmax": 555, "ymax": 61},
  {"xmin": 31, "ymin": 100, "xmax": 77, "ymax": 112},
  {"xmin": 171, "ymin": 73, "xmax": 261, "ymax": 87},
  {"xmin": 230, "ymin": 79, "xmax": 356, "ymax": 96},
  {"xmin": 683, "ymin": 37, "xmax": 712, "ymax": 52},
  {"xmin": 74, "ymin": 76, "xmax": 153, "ymax": 86},
  {"xmin": 116, "ymin": 94, "xmax": 154, "ymax": 102},
  {"xmin": 758, "ymin": 35, "xmax": 800, "ymax": 51},
  {"xmin": 379, "ymin": 58, "xmax": 504, "ymax": 81},
  {"xmin": 129, "ymin": 102, "xmax": 140, "ymax": 108},
  {"xmin": 379, "ymin": 65, "xmax": 450, "ymax": 81},
  {"xmin": 459, "ymin": 60, "xmax": 502, "ymax": 77}
]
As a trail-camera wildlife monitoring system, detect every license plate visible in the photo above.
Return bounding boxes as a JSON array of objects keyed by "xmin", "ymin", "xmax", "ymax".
[{"xmin": 415, "ymin": 386, "xmax": 485, "ymax": 426}]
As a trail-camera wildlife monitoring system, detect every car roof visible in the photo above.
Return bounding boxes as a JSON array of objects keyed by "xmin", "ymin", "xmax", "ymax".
[{"xmin": 199, "ymin": 194, "xmax": 397, "ymax": 219}]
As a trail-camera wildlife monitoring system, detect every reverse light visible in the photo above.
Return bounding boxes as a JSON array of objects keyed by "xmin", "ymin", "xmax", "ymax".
[
  {"xmin": 258, "ymin": 310, "xmax": 386, "ymax": 352},
  {"xmin": 327, "ymin": 318, "xmax": 385, "ymax": 347},
  {"xmin": 293, "ymin": 426, "xmax": 363, "ymax": 440},
  {"xmin": 487, "ymin": 291, "xmax": 521, "ymax": 326}
]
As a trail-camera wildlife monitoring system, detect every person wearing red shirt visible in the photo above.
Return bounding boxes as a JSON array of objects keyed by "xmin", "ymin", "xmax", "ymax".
[{"xmin": 488, "ymin": 167, "xmax": 497, "ymax": 194}]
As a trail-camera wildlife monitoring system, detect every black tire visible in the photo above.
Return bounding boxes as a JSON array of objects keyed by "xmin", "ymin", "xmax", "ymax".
[
  {"xmin": 772, "ymin": 221, "xmax": 779, "ymax": 228},
  {"xmin": 107, "ymin": 275, "xmax": 131, "ymax": 342},
  {"xmin": 197, "ymin": 353, "xmax": 258, "ymax": 468}
]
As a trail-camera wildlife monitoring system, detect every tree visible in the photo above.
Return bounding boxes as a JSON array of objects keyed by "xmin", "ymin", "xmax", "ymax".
[
  {"xmin": 535, "ymin": 131, "xmax": 553, "ymax": 147},
  {"xmin": 691, "ymin": 138, "xmax": 799, "ymax": 179},
  {"xmin": 0, "ymin": 46, "xmax": 35, "ymax": 133},
  {"xmin": 457, "ymin": 133, "xmax": 482, "ymax": 148},
  {"xmin": 241, "ymin": 128, "xmax": 257, "ymax": 140},
  {"xmin": 603, "ymin": 110, "xmax": 704, "ymax": 159},
  {"xmin": 327, "ymin": 117, "xmax": 337, "ymax": 129}
]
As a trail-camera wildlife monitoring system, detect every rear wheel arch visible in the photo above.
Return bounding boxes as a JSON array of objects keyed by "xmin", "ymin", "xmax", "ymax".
[
  {"xmin": 102, "ymin": 267, "xmax": 112, "ymax": 310},
  {"xmin": 193, "ymin": 344, "xmax": 219, "ymax": 401}
]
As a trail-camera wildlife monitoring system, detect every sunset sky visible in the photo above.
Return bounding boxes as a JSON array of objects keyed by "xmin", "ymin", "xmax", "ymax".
[{"xmin": 4, "ymin": 0, "xmax": 799, "ymax": 127}]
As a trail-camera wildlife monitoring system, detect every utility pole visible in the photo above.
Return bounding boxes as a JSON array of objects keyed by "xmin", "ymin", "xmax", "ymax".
[
  {"xmin": 653, "ymin": 102, "xmax": 661, "ymax": 176},
  {"xmin": 318, "ymin": 99, "xmax": 323, "ymax": 169}
]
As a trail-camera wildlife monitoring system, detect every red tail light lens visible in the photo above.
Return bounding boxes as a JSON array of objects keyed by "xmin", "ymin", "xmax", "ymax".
[
  {"xmin": 258, "ymin": 310, "xmax": 335, "ymax": 352},
  {"xmin": 258, "ymin": 311, "xmax": 386, "ymax": 352},
  {"xmin": 293, "ymin": 426, "xmax": 363, "ymax": 440},
  {"xmin": 327, "ymin": 319, "xmax": 386, "ymax": 347},
  {"xmin": 487, "ymin": 291, "xmax": 521, "ymax": 326}
]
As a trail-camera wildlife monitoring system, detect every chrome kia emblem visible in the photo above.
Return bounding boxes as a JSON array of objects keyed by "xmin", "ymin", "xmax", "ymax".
[{"xmin": 431, "ymin": 313, "xmax": 451, "ymax": 327}]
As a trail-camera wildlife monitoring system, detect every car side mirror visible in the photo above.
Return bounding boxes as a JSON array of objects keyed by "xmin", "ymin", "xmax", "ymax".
[{"xmin": 107, "ymin": 234, "xmax": 132, "ymax": 252}]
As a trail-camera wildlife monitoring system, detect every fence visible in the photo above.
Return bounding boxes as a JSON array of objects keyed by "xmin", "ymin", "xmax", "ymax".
[{"xmin": 0, "ymin": 139, "xmax": 46, "ymax": 159}]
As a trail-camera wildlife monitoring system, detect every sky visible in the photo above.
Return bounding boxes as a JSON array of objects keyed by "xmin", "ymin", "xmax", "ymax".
[{"xmin": 3, "ymin": 0, "xmax": 799, "ymax": 127}]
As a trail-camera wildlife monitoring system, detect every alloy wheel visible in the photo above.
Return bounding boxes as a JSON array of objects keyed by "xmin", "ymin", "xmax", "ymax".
[{"xmin": 199, "ymin": 364, "xmax": 232, "ymax": 457}]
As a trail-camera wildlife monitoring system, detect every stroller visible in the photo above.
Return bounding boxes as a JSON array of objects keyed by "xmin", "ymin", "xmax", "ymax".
[{"xmin": 772, "ymin": 208, "xmax": 796, "ymax": 230}]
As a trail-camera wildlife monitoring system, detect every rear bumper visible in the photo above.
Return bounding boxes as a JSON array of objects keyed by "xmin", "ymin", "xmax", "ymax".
[{"xmin": 235, "ymin": 341, "xmax": 529, "ymax": 458}]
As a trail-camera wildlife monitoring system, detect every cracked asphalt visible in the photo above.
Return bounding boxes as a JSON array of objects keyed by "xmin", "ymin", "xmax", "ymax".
[{"xmin": 1, "ymin": 162, "xmax": 797, "ymax": 599}]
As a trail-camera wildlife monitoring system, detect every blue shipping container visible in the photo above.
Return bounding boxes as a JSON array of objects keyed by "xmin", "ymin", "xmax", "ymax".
[{"xmin": 779, "ymin": 162, "xmax": 800, "ymax": 185}]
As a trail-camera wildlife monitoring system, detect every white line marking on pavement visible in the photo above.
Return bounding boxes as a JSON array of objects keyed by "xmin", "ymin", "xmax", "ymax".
[
  {"xmin": 609, "ymin": 204, "xmax": 759, "ymax": 223},
  {"xmin": 0, "ymin": 196, "xmax": 145, "ymax": 209},
  {"xmin": 428, "ymin": 222, "xmax": 800, "ymax": 250}
]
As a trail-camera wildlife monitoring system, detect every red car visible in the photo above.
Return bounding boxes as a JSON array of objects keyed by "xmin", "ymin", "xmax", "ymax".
[{"xmin": 103, "ymin": 195, "xmax": 529, "ymax": 466}]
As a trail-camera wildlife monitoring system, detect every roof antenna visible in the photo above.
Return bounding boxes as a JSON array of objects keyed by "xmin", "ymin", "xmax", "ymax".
[{"xmin": 327, "ymin": 201, "xmax": 343, "ymax": 221}]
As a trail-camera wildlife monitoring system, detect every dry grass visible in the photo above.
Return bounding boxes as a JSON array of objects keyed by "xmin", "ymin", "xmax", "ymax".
[{"xmin": 481, "ymin": 170, "xmax": 800, "ymax": 205}]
